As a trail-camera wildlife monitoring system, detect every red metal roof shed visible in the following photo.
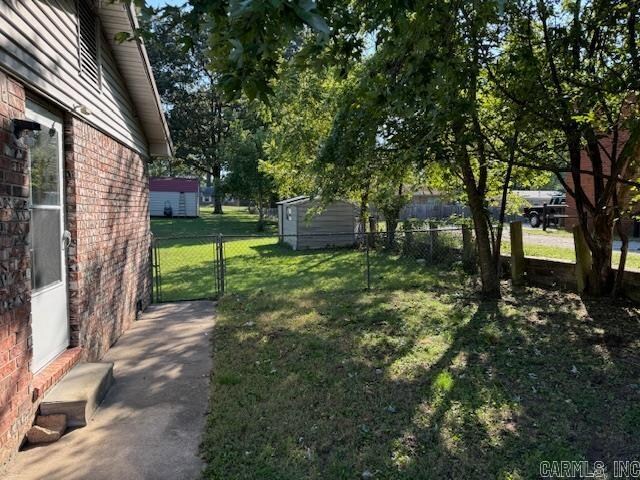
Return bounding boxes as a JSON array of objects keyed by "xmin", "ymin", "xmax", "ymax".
[{"xmin": 149, "ymin": 177, "xmax": 199, "ymax": 193}]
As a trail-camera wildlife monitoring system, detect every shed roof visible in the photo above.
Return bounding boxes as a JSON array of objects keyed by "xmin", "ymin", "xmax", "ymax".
[
  {"xmin": 150, "ymin": 177, "xmax": 199, "ymax": 193},
  {"xmin": 277, "ymin": 195, "xmax": 310, "ymax": 205},
  {"xmin": 98, "ymin": 3, "xmax": 173, "ymax": 157}
]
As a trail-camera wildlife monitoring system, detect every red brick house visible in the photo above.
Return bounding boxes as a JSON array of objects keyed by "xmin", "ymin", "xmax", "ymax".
[
  {"xmin": 565, "ymin": 132, "xmax": 640, "ymax": 238},
  {"xmin": 0, "ymin": 0, "xmax": 172, "ymax": 466}
]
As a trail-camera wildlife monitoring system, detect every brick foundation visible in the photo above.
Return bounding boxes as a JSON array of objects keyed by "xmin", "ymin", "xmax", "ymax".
[{"xmin": 0, "ymin": 72, "xmax": 152, "ymax": 468}]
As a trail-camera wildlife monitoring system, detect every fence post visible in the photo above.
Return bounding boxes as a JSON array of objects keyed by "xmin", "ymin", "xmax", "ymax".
[
  {"xmin": 217, "ymin": 234, "xmax": 225, "ymax": 295},
  {"xmin": 213, "ymin": 238, "xmax": 219, "ymax": 296},
  {"xmin": 429, "ymin": 221, "xmax": 438, "ymax": 261},
  {"xmin": 462, "ymin": 225, "xmax": 476, "ymax": 273},
  {"xmin": 152, "ymin": 237, "xmax": 162, "ymax": 303},
  {"xmin": 510, "ymin": 221, "xmax": 526, "ymax": 286},
  {"xmin": 573, "ymin": 225, "xmax": 592, "ymax": 293},
  {"xmin": 148, "ymin": 234, "xmax": 154, "ymax": 304},
  {"xmin": 365, "ymin": 240, "xmax": 371, "ymax": 290}
]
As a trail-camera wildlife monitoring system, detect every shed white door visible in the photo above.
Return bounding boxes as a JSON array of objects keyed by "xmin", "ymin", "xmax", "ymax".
[{"xmin": 27, "ymin": 101, "xmax": 69, "ymax": 373}]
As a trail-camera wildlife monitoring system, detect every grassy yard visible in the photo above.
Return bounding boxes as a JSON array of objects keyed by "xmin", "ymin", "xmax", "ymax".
[
  {"xmin": 202, "ymin": 281, "xmax": 640, "ymax": 479},
  {"xmin": 151, "ymin": 209, "xmax": 640, "ymax": 478},
  {"xmin": 151, "ymin": 209, "xmax": 463, "ymax": 301},
  {"xmin": 151, "ymin": 211, "xmax": 639, "ymax": 302},
  {"xmin": 151, "ymin": 205, "xmax": 277, "ymax": 237}
]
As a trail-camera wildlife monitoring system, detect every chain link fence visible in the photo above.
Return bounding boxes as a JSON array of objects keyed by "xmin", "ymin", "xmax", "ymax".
[
  {"xmin": 151, "ymin": 235, "xmax": 223, "ymax": 302},
  {"xmin": 151, "ymin": 227, "xmax": 472, "ymax": 302}
]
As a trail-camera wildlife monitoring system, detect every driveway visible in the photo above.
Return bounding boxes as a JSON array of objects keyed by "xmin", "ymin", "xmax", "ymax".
[{"xmin": 6, "ymin": 301, "xmax": 215, "ymax": 480}]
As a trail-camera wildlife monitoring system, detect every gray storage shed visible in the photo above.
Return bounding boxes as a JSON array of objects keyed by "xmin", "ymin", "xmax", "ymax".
[{"xmin": 277, "ymin": 197, "xmax": 356, "ymax": 250}]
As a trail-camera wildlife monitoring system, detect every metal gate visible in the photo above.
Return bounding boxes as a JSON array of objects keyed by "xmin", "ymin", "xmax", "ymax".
[{"xmin": 151, "ymin": 234, "xmax": 225, "ymax": 303}]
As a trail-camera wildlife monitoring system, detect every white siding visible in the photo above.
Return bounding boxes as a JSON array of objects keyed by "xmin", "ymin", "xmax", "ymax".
[
  {"xmin": 0, "ymin": 0, "xmax": 148, "ymax": 156},
  {"xmin": 150, "ymin": 192, "xmax": 199, "ymax": 217},
  {"xmin": 282, "ymin": 204, "xmax": 297, "ymax": 250}
]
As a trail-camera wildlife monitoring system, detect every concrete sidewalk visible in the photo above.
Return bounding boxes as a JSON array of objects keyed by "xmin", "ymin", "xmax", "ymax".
[{"xmin": 6, "ymin": 301, "xmax": 215, "ymax": 480}]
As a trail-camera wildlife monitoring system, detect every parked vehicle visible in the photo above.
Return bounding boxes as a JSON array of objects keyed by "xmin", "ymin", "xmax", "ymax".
[{"xmin": 523, "ymin": 195, "xmax": 566, "ymax": 228}]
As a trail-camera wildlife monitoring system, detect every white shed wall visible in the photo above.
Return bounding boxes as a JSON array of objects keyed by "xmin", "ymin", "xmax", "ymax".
[
  {"xmin": 150, "ymin": 191, "xmax": 199, "ymax": 217},
  {"xmin": 282, "ymin": 204, "xmax": 298, "ymax": 250}
]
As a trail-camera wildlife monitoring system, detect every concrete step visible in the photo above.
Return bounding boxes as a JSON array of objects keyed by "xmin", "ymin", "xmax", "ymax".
[{"xmin": 39, "ymin": 362, "xmax": 114, "ymax": 427}]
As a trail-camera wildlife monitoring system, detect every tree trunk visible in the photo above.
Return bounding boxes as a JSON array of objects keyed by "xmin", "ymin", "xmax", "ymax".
[
  {"xmin": 587, "ymin": 213, "xmax": 615, "ymax": 295},
  {"xmin": 386, "ymin": 217, "xmax": 398, "ymax": 247},
  {"xmin": 458, "ymin": 144, "xmax": 501, "ymax": 298},
  {"xmin": 256, "ymin": 205, "xmax": 265, "ymax": 232},
  {"xmin": 613, "ymin": 219, "xmax": 629, "ymax": 298},
  {"xmin": 256, "ymin": 188, "xmax": 265, "ymax": 232},
  {"xmin": 467, "ymin": 191, "xmax": 501, "ymax": 298},
  {"xmin": 212, "ymin": 163, "xmax": 223, "ymax": 214}
]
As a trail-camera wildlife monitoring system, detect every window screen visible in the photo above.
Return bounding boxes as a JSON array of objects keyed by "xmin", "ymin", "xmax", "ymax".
[{"xmin": 31, "ymin": 209, "xmax": 62, "ymax": 290}]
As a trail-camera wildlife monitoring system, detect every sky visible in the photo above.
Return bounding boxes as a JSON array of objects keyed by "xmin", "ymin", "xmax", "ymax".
[{"xmin": 145, "ymin": 0, "xmax": 184, "ymax": 7}]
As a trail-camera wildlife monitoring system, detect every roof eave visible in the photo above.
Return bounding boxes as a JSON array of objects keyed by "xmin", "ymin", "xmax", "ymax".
[{"xmin": 98, "ymin": 3, "xmax": 174, "ymax": 158}]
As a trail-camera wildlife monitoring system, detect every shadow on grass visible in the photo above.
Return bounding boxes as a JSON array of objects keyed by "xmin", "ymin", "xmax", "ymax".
[{"xmin": 201, "ymin": 285, "xmax": 640, "ymax": 479}]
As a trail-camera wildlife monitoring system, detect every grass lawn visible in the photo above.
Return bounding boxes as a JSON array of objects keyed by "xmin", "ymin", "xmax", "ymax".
[
  {"xmin": 151, "ymin": 205, "xmax": 277, "ymax": 237},
  {"xmin": 151, "ymin": 208, "xmax": 276, "ymax": 301},
  {"xmin": 202, "ymin": 282, "xmax": 640, "ymax": 479},
  {"xmin": 151, "ymin": 209, "xmax": 640, "ymax": 477},
  {"xmin": 501, "ymin": 241, "xmax": 640, "ymax": 271},
  {"xmin": 151, "ymin": 209, "xmax": 464, "ymax": 301}
]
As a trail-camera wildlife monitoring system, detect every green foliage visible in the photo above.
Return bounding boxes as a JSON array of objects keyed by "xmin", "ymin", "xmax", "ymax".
[
  {"xmin": 222, "ymin": 103, "xmax": 277, "ymax": 230},
  {"xmin": 142, "ymin": 7, "xmax": 242, "ymax": 210},
  {"xmin": 152, "ymin": 0, "xmax": 640, "ymax": 295},
  {"xmin": 260, "ymin": 65, "xmax": 346, "ymax": 197}
]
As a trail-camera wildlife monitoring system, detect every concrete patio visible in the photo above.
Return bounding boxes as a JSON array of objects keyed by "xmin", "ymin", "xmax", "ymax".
[{"xmin": 6, "ymin": 301, "xmax": 215, "ymax": 480}]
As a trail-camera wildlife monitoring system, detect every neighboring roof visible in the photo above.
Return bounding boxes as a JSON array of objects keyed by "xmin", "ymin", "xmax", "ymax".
[
  {"xmin": 150, "ymin": 177, "xmax": 199, "ymax": 193},
  {"xmin": 277, "ymin": 196, "xmax": 310, "ymax": 205},
  {"xmin": 99, "ymin": 3, "xmax": 173, "ymax": 157}
]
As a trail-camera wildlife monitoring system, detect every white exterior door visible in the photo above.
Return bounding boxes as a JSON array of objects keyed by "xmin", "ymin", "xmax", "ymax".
[{"xmin": 27, "ymin": 100, "xmax": 70, "ymax": 373}]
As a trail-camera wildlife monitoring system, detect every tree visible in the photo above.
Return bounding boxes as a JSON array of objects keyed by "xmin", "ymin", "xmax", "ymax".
[
  {"xmin": 316, "ymin": 62, "xmax": 416, "ymax": 235},
  {"xmin": 142, "ymin": 7, "xmax": 240, "ymax": 214},
  {"xmin": 157, "ymin": 0, "xmax": 525, "ymax": 297},
  {"xmin": 260, "ymin": 65, "xmax": 345, "ymax": 198},
  {"xmin": 491, "ymin": 0, "xmax": 640, "ymax": 295},
  {"xmin": 222, "ymin": 105, "xmax": 276, "ymax": 231},
  {"xmin": 162, "ymin": 0, "xmax": 639, "ymax": 297}
]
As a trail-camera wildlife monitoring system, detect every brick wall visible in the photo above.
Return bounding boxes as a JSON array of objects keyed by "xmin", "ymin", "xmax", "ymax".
[
  {"xmin": 565, "ymin": 133, "xmax": 639, "ymax": 236},
  {"xmin": 0, "ymin": 72, "xmax": 152, "ymax": 468},
  {"xmin": 502, "ymin": 254, "xmax": 640, "ymax": 302},
  {"xmin": 65, "ymin": 117, "xmax": 151, "ymax": 361},
  {"xmin": 0, "ymin": 72, "xmax": 36, "ymax": 467}
]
